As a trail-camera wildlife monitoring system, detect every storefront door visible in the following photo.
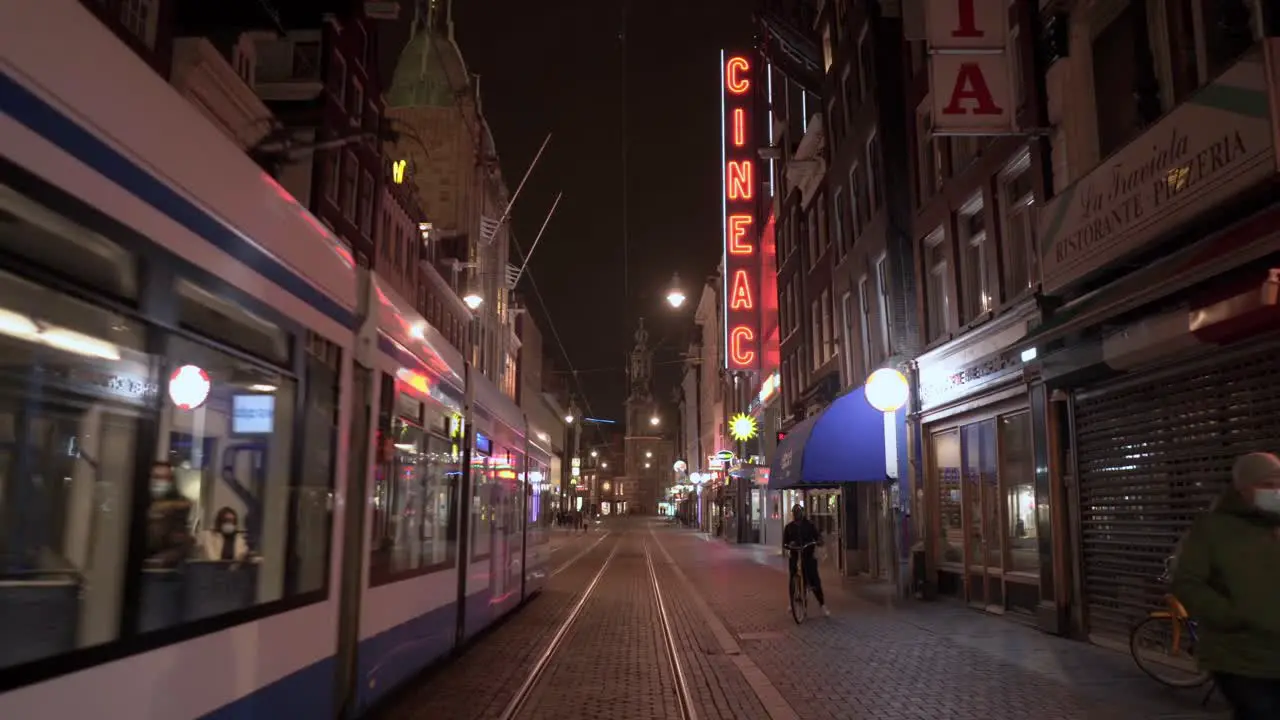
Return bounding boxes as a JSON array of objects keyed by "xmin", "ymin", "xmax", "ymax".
[
  {"xmin": 806, "ymin": 490, "xmax": 842, "ymax": 575},
  {"xmin": 930, "ymin": 406, "xmax": 1039, "ymax": 615}
]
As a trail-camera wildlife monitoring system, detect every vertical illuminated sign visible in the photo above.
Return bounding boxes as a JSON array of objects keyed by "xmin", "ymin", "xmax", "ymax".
[{"xmin": 721, "ymin": 51, "xmax": 759, "ymax": 372}]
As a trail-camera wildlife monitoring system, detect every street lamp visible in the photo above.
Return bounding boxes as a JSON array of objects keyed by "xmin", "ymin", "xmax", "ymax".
[
  {"xmin": 665, "ymin": 272, "xmax": 686, "ymax": 309},
  {"xmin": 649, "ymin": 415, "xmax": 660, "ymax": 427},
  {"xmin": 463, "ymin": 292, "xmax": 483, "ymax": 310},
  {"xmin": 590, "ymin": 450, "xmax": 598, "ymax": 457},
  {"xmin": 564, "ymin": 412, "xmax": 575, "ymax": 424},
  {"xmin": 864, "ymin": 367, "xmax": 910, "ymax": 599}
]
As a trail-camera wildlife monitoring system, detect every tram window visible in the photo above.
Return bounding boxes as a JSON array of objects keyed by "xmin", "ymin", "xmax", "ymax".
[
  {"xmin": 294, "ymin": 332, "xmax": 340, "ymax": 594},
  {"xmin": 136, "ymin": 334, "xmax": 301, "ymax": 633},
  {"xmin": 0, "ymin": 182, "xmax": 137, "ymax": 300},
  {"xmin": 369, "ymin": 375, "xmax": 458, "ymax": 585},
  {"xmin": 176, "ymin": 279, "xmax": 291, "ymax": 365},
  {"xmin": 0, "ymin": 269, "xmax": 151, "ymax": 670}
]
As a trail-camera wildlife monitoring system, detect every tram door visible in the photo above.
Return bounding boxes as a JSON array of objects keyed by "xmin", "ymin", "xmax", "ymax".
[{"xmin": 488, "ymin": 476, "xmax": 515, "ymax": 603}]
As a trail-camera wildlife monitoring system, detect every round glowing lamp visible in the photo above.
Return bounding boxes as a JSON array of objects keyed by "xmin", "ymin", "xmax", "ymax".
[
  {"xmin": 463, "ymin": 292, "xmax": 483, "ymax": 310},
  {"xmin": 169, "ymin": 364, "xmax": 211, "ymax": 410},
  {"xmin": 865, "ymin": 368, "xmax": 909, "ymax": 413}
]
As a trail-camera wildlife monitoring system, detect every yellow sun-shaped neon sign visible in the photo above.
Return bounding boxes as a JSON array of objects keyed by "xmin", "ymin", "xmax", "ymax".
[{"xmin": 729, "ymin": 413, "xmax": 758, "ymax": 442}]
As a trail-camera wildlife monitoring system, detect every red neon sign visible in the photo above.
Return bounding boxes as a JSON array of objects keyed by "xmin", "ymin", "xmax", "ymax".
[{"xmin": 721, "ymin": 51, "xmax": 759, "ymax": 373}]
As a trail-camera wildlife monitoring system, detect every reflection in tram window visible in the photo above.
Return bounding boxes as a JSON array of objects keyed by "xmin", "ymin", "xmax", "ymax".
[
  {"xmin": 369, "ymin": 375, "xmax": 457, "ymax": 585},
  {"xmin": 0, "ymin": 268, "xmax": 150, "ymax": 669},
  {"xmin": 140, "ymin": 333, "xmax": 299, "ymax": 632}
]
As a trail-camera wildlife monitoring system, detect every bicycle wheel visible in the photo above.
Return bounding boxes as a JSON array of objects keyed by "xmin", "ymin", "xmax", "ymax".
[
  {"xmin": 790, "ymin": 574, "xmax": 806, "ymax": 624},
  {"xmin": 1129, "ymin": 615, "xmax": 1212, "ymax": 688}
]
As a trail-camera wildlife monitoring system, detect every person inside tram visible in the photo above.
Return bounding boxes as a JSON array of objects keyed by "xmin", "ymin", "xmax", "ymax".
[
  {"xmin": 1171, "ymin": 451, "xmax": 1280, "ymax": 718},
  {"xmin": 200, "ymin": 506, "xmax": 257, "ymax": 563},
  {"xmin": 782, "ymin": 504, "xmax": 829, "ymax": 617},
  {"xmin": 146, "ymin": 461, "xmax": 194, "ymax": 568}
]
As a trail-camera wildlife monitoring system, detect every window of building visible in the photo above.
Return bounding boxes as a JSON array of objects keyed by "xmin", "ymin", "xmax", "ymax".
[
  {"xmin": 364, "ymin": 102, "xmax": 380, "ymax": 145},
  {"xmin": 817, "ymin": 192, "xmax": 829, "ymax": 256},
  {"xmin": 841, "ymin": 64, "xmax": 857, "ymax": 123},
  {"xmin": 875, "ymin": 254, "xmax": 891, "ymax": 359},
  {"xmin": 958, "ymin": 194, "xmax": 991, "ymax": 323},
  {"xmin": 369, "ymin": 374, "xmax": 457, "ymax": 584},
  {"xmin": 324, "ymin": 151, "xmax": 340, "ymax": 205},
  {"xmin": 328, "ymin": 52, "xmax": 346, "ymax": 106},
  {"xmin": 840, "ymin": 290, "xmax": 854, "ymax": 384},
  {"xmin": 340, "ymin": 151, "xmax": 357, "ymax": 220},
  {"xmin": 806, "ymin": 205, "xmax": 819, "ymax": 270},
  {"xmin": 821, "ymin": 288, "xmax": 833, "ymax": 364},
  {"xmin": 358, "ymin": 172, "xmax": 374, "ymax": 238},
  {"xmin": 832, "ymin": 191, "xmax": 846, "ymax": 262},
  {"xmin": 353, "ymin": 24, "xmax": 367, "ymax": 68},
  {"xmin": 866, "ymin": 129, "xmax": 883, "ymax": 211},
  {"xmin": 857, "ymin": 27, "xmax": 872, "ymax": 101},
  {"xmin": 811, "ymin": 298, "xmax": 821, "ymax": 369},
  {"xmin": 916, "ymin": 103, "xmax": 939, "ymax": 205},
  {"xmin": 858, "ymin": 275, "xmax": 873, "ymax": 377},
  {"xmin": 1000, "ymin": 150, "xmax": 1038, "ymax": 300},
  {"xmin": 1009, "ymin": 25, "xmax": 1026, "ymax": 110},
  {"xmin": 291, "ymin": 41, "xmax": 321, "ymax": 81},
  {"xmin": 822, "ymin": 24, "xmax": 834, "ymax": 72},
  {"xmin": 853, "ymin": 164, "xmax": 870, "ymax": 233},
  {"xmin": 826, "ymin": 99, "xmax": 841, "ymax": 150},
  {"xmin": 119, "ymin": 0, "xmax": 158, "ymax": 48},
  {"xmin": 924, "ymin": 227, "xmax": 951, "ymax": 342},
  {"xmin": 348, "ymin": 78, "xmax": 364, "ymax": 121}
]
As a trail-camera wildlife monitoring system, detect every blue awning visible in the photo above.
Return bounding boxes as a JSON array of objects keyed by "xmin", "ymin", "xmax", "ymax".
[{"xmin": 769, "ymin": 386, "xmax": 903, "ymax": 489}]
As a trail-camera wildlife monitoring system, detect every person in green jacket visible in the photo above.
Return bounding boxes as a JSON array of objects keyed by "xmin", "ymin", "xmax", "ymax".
[{"xmin": 1171, "ymin": 451, "xmax": 1280, "ymax": 719}]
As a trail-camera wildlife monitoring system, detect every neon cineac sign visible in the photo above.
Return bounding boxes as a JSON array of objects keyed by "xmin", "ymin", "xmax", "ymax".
[{"xmin": 721, "ymin": 51, "xmax": 759, "ymax": 372}]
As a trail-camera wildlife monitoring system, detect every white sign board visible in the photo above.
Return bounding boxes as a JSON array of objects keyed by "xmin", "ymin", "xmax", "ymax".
[
  {"xmin": 232, "ymin": 394, "xmax": 275, "ymax": 435},
  {"xmin": 926, "ymin": 0, "xmax": 1008, "ymax": 50},
  {"xmin": 930, "ymin": 53, "xmax": 1015, "ymax": 134},
  {"xmin": 1037, "ymin": 50, "xmax": 1276, "ymax": 295}
]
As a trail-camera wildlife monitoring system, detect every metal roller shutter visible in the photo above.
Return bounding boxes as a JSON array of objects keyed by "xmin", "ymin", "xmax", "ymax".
[{"xmin": 1073, "ymin": 338, "xmax": 1280, "ymax": 641}]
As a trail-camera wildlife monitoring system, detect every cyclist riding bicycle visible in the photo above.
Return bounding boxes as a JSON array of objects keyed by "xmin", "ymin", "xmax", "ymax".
[{"xmin": 783, "ymin": 504, "xmax": 829, "ymax": 617}]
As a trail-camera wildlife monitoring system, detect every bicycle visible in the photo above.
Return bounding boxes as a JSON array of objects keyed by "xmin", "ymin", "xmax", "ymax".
[
  {"xmin": 785, "ymin": 541, "xmax": 818, "ymax": 624},
  {"xmin": 1129, "ymin": 556, "xmax": 1213, "ymax": 693}
]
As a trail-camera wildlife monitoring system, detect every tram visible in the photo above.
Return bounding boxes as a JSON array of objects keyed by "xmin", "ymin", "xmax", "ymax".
[{"xmin": 0, "ymin": 1, "xmax": 552, "ymax": 717}]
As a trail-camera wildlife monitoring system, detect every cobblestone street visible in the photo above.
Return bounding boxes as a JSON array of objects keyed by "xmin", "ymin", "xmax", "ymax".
[{"xmin": 377, "ymin": 518, "xmax": 1228, "ymax": 720}]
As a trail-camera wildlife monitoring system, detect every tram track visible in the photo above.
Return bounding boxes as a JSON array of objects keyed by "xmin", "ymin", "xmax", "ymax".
[{"xmin": 497, "ymin": 527, "xmax": 700, "ymax": 720}]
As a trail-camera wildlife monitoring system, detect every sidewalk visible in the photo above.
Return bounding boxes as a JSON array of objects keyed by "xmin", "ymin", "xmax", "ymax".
[{"xmin": 655, "ymin": 527, "xmax": 1225, "ymax": 720}]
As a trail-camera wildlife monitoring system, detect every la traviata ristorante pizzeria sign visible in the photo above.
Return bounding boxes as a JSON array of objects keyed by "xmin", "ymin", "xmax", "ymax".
[
  {"xmin": 721, "ymin": 51, "xmax": 760, "ymax": 372},
  {"xmin": 1037, "ymin": 48, "xmax": 1277, "ymax": 296}
]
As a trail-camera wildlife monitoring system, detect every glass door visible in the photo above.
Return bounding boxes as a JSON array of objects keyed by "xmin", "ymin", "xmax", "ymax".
[{"xmin": 960, "ymin": 419, "xmax": 1002, "ymax": 610}]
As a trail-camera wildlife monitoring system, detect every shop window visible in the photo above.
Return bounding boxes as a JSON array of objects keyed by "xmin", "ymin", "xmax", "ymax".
[
  {"xmin": 1000, "ymin": 412, "xmax": 1038, "ymax": 576},
  {"xmin": 933, "ymin": 429, "xmax": 963, "ymax": 565},
  {"xmin": 369, "ymin": 373, "xmax": 457, "ymax": 584},
  {"xmin": 0, "ymin": 183, "xmax": 137, "ymax": 301}
]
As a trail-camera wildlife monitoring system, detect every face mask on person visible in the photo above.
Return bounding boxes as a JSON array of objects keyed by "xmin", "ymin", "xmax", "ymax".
[
  {"xmin": 220, "ymin": 523, "xmax": 237, "ymax": 535},
  {"xmin": 1254, "ymin": 488, "xmax": 1280, "ymax": 514}
]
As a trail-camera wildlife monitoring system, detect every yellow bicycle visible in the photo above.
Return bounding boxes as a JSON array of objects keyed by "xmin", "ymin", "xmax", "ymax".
[{"xmin": 1128, "ymin": 558, "xmax": 1212, "ymax": 689}]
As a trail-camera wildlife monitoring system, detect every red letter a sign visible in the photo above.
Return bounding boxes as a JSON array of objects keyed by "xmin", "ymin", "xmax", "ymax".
[{"xmin": 942, "ymin": 62, "xmax": 1003, "ymax": 116}]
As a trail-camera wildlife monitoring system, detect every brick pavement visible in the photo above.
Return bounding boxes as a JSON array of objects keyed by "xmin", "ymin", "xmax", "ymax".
[{"xmin": 651, "ymin": 527, "xmax": 1226, "ymax": 720}]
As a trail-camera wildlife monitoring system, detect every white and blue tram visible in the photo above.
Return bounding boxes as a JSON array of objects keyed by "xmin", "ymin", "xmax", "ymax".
[{"xmin": 0, "ymin": 1, "xmax": 553, "ymax": 717}]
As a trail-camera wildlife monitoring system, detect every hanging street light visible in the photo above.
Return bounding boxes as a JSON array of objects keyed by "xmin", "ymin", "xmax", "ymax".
[
  {"xmin": 463, "ymin": 292, "xmax": 483, "ymax": 310},
  {"xmin": 665, "ymin": 272, "xmax": 687, "ymax": 309}
]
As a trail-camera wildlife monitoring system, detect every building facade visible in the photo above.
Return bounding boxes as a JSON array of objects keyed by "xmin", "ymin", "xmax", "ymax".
[
  {"xmin": 383, "ymin": 2, "xmax": 519, "ymax": 396},
  {"xmin": 622, "ymin": 321, "xmax": 674, "ymax": 515}
]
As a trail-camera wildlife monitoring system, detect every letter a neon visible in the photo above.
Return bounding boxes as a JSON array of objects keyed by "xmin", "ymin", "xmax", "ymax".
[{"xmin": 729, "ymin": 270, "xmax": 754, "ymax": 311}]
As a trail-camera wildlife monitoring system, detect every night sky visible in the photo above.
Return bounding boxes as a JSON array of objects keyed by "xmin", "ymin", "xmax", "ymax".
[{"xmin": 454, "ymin": 0, "xmax": 754, "ymax": 423}]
